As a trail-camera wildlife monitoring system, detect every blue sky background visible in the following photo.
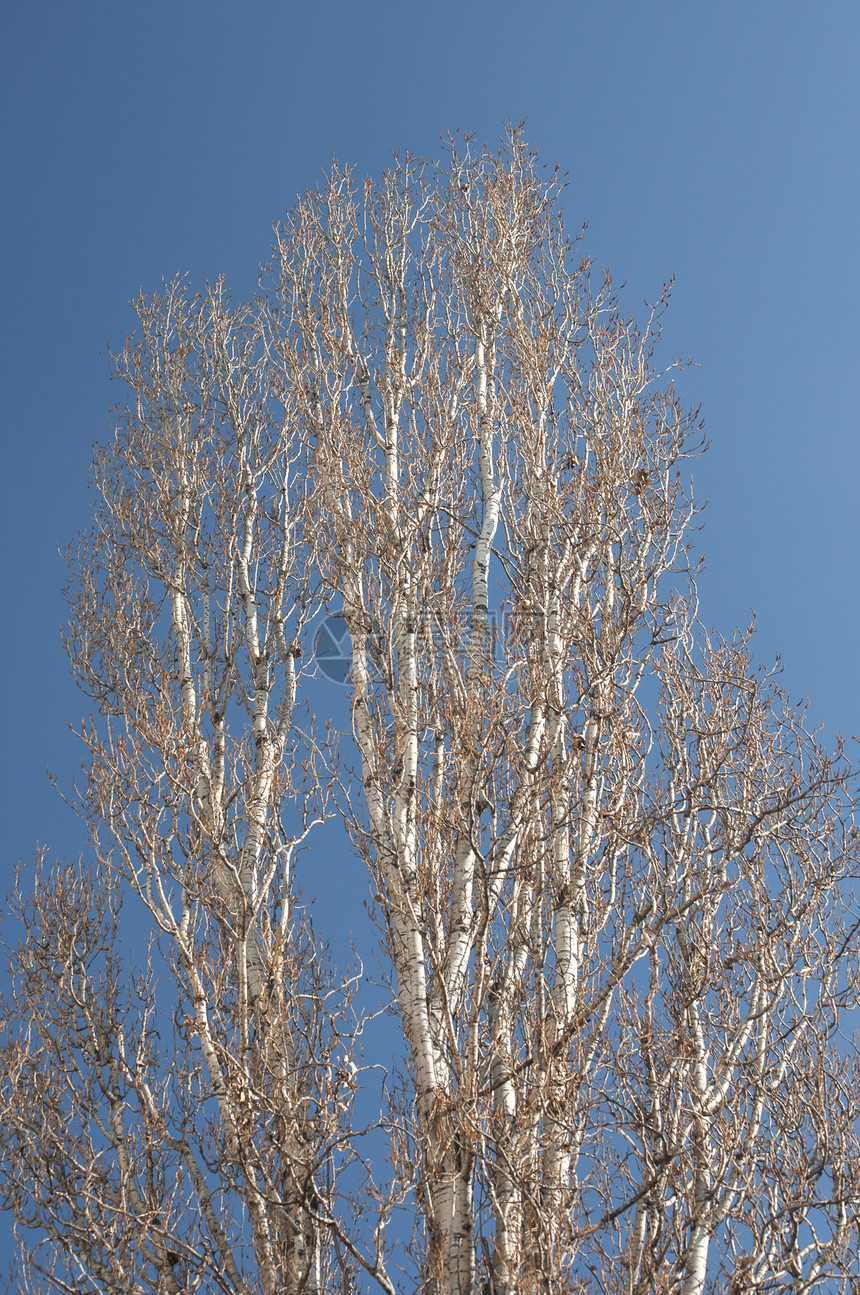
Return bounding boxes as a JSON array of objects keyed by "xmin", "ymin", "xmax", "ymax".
[{"xmin": 1, "ymin": 0, "xmax": 858, "ymax": 1272}]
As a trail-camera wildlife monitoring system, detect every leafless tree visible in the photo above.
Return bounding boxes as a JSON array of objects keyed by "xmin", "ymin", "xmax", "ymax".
[
  {"xmin": 2, "ymin": 129, "xmax": 859, "ymax": 1295},
  {"xmin": 1, "ymin": 284, "xmax": 400, "ymax": 1294}
]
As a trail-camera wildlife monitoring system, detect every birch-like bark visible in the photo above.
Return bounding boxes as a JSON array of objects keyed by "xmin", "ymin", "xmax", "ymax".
[
  {"xmin": 0, "ymin": 280, "xmax": 386, "ymax": 1294},
  {"xmin": 4, "ymin": 129, "xmax": 859, "ymax": 1295},
  {"xmin": 269, "ymin": 134, "xmax": 860, "ymax": 1293}
]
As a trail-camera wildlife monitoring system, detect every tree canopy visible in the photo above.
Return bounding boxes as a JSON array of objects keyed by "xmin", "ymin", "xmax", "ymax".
[{"xmin": 2, "ymin": 129, "xmax": 859, "ymax": 1295}]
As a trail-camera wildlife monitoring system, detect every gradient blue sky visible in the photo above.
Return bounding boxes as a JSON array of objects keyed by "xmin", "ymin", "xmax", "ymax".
[{"xmin": 1, "ymin": 0, "xmax": 858, "ymax": 1264}]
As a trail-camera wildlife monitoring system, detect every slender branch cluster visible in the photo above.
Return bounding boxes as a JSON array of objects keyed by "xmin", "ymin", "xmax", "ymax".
[{"xmin": 2, "ymin": 129, "xmax": 858, "ymax": 1295}]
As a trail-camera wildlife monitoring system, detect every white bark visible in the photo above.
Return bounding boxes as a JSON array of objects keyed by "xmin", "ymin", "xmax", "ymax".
[{"xmin": 6, "ymin": 132, "xmax": 859, "ymax": 1295}]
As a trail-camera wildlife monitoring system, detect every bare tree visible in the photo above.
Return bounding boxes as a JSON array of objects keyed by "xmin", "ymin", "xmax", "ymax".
[
  {"xmin": 2, "ymin": 129, "xmax": 859, "ymax": 1294},
  {"xmin": 1, "ymin": 284, "xmax": 398, "ymax": 1294}
]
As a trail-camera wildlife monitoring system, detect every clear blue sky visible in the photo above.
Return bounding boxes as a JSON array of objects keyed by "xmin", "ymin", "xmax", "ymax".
[{"xmin": 0, "ymin": 0, "xmax": 858, "ymax": 1263}]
